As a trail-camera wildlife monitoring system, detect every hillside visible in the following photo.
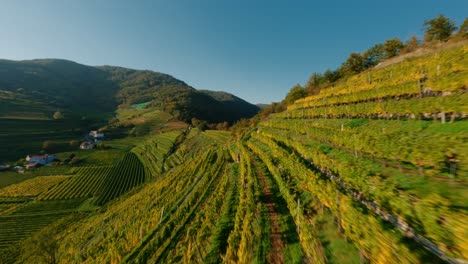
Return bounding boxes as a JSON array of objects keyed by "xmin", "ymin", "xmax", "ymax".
[
  {"xmin": 0, "ymin": 59, "xmax": 259, "ymax": 161},
  {"xmin": 0, "ymin": 59, "xmax": 259, "ymax": 122},
  {"xmin": 0, "ymin": 59, "xmax": 118, "ymax": 114},
  {"xmin": 0, "ymin": 42, "xmax": 466, "ymax": 264}
]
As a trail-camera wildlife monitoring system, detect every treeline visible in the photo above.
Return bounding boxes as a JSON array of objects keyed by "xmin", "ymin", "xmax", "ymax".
[
  {"xmin": 231, "ymin": 15, "xmax": 467, "ymax": 138},
  {"xmin": 267, "ymin": 14, "xmax": 467, "ymax": 114}
]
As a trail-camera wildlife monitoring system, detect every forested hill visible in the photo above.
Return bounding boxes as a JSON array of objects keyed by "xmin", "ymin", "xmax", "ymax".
[
  {"xmin": 0, "ymin": 59, "xmax": 259, "ymax": 123},
  {"xmin": 0, "ymin": 59, "xmax": 118, "ymax": 112}
]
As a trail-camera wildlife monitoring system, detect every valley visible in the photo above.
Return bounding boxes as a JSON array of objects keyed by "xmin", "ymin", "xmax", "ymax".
[{"xmin": 0, "ymin": 16, "xmax": 467, "ymax": 264}]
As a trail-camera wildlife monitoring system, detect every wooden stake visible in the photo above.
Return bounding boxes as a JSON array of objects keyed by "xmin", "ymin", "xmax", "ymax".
[
  {"xmin": 160, "ymin": 206, "xmax": 164, "ymax": 224},
  {"xmin": 297, "ymin": 199, "xmax": 300, "ymax": 236}
]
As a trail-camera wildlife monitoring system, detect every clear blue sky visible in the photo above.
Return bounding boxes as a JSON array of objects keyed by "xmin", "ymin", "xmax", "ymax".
[{"xmin": 1, "ymin": 0, "xmax": 466, "ymax": 104}]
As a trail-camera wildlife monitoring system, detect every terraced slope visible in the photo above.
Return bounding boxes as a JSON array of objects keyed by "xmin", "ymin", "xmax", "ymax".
[
  {"xmin": 245, "ymin": 44, "xmax": 468, "ymax": 263},
  {"xmin": 2, "ymin": 44, "xmax": 466, "ymax": 264}
]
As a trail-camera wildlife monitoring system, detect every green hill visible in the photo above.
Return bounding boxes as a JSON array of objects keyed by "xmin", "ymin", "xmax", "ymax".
[
  {"xmin": 0, "ymin": 59, "xmax": 259, "ymax": 123},
  {"xmin": 0, "ymin": 59, "xmax": 259, "ymax": 161}
]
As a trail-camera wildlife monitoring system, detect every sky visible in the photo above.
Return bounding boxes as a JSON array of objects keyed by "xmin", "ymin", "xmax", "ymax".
[{"xmin": 0, "ymin": 0, "xmax": 466, "ymax": 104}]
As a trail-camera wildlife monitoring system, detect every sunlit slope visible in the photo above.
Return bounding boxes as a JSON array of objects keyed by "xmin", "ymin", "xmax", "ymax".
[
  {"xmin": 249, "ymin": 44, "xmax": 467, "ymax": 263},
  {"xmin": 289, "ymin": 45, "xmax": 467, "ymax": 118},
  {"xmin": 6, "ymin": 45, "xmax": 467, "ymax": 264}
]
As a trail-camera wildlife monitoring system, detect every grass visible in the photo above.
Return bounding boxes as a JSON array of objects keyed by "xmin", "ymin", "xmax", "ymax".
[
  {"xmin": 57, "ymin": 149, "xmax": 125, "ymax": 167},
  {"xmin": 316, "ymin": 212, "xmax": 361, "ymax": 264},
  {"xmin": 0, "ymin": 95, "xmax": 54, "ymax": 120},
  {"xmin": 0, "ymin": 172, "xmax": 38, "ymax": 189},
  {"xmin": 131, "ymin": 101, "xmax": 152, "ymax": 110},
  {"xmin": 258, "ymin": 160, "xmax": 303, "ymax": 263}
]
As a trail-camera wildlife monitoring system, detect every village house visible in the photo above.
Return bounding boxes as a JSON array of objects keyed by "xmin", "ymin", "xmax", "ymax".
[
  {"xmin": 80, "ymin": 141, "xmax": 95, "ymax": 150},
  {"xmin": 25, "ymin": 154, "xmax": 57, "ymax": 165},
  {"xmin": 89, "ymin": 130, "xmax": 105, "ymax": 143},
  {"xmin": 12, "ymin": 165, "xmax": 25, "ymax": 173},
  {"xmin": 26, "ymin": 162, "xmax": 42, "ymax": 170}
]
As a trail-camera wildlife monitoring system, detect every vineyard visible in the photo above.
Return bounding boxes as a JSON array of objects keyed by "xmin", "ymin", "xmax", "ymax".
[
  {"xmin": 0, "ymin": 43, "xmax": 466, "ymax": 263},
  {"xmin": 131, "ymin": 130, "xmax": 182, "ymax": 176},
  {"xmin": 0, "ymin": 176, "xmax": 70, "ymax": 197},
  {"xmin": 0, "ymin": 118, "xmax": 83, "ymax": 161},
  {"xmin": 39, "ymin": 167, "xmax": 111, "ymax": 200},
  {"xmin": 95, "ymin": 151, "xmax": 146, "ymax": 205},
  {"xmin": 203, "ymin": 130, "xmax": 232, "ymax": 144},
  {"xmin": 0, "ymin": 199, "xmax": 85, "ymax": 250},
  {"xmin": 239, "ymin": 44, "xmax": 468, "ymax": 263}
]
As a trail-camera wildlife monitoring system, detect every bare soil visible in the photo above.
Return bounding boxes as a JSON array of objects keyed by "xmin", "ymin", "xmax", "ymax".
[{"xmin": 253, "ymin": 159, "xmax": 285, "ymax": 264}]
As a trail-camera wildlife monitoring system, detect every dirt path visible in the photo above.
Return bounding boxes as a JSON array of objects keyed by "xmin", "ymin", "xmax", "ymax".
[{"xmin": 253, "ymin": 158, "xmax": 285, "ymax": 264}]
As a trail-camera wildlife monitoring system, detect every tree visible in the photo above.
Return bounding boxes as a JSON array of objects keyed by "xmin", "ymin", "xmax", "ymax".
[
  {"xmin": 383, "ymin": 38, "xmax": 404, "ymax": 59},
  {"xmin": 458, "ymin": 17, "xmax": 468, "ymax": 38},
  {"xmin": 284, "ymin": 84, "xmax": 305, "ymax": 105},
  {"xmin": 363, "ymin": 43, "xmax": 385, "ymax": 68},
  {"xmin": 401, "ymin": 36, "xmax": 420, "ymax": 54},
  {"xmin": 305, "ymin": 72, "xmax": 323, "ymax": 95},
  {"xmin": 323, "ymin": 68, "xmax": 342, "ymax": 84},
  {"xmin": 423, "ymin": 15, "xmax": 457, "ymax": 42},
  {"xmin": 69, "ymin": 156, "xmax": 81, "ymax": 165},
  {"xmin": 108, "ymin": 117, "xmax": 120, "ymax": 126},
  {"xmin": 52, "ymin": 110, "xmax": 63, "ymax": 120},
  {"xmin": 191, "ymin": 118, "xmax": 207, "ymax": 131},
  {"xmin": 215, "ymin": 121, "xmax": 229, "ymax": 130},
  {"xmin": 343, "ymin": 52, "xmax": 367, "ymax": 74}
]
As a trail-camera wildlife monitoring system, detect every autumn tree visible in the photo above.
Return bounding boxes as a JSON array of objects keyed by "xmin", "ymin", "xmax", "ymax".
[
  {"xmin": 343, "ymin": 52, "xmax": 367, "ymax": 74},
  {"xmin": 363, "ymin": 43, "xmax": 385, "ymax": 68},
  {"xmin": 423, "ymin": 15, "xmax": 457, "ymax": 42},
  {"xmin": 284, "ymin": 84, "xmax": 306, "ymax": 105},
  {"xmin": 323, "ymin": 68, "xmax": 342, "ymax": 84},
  {"xmin": 383, "ymin": 38, "xmax": 404, "ymax": 59},
  {"xmin": 305, "ymin": 72, "xmax": 323, "ymax": 95},
  {"xmin": 191, "ymin": 118, "xmax": 207, "ymax": 131},
  {"xmin": 401, "ymin": 36, "xmax": 420, "ymax": 54},
  {"xmin": 458, "ymin": 17, "xmax": 468, "ymax": 38}
]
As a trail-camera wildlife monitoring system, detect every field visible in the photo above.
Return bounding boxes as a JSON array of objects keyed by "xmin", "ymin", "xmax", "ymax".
[
  {"xmin": 131, "ymin": 130, "xmax": 182, "ymax": 175},
  {"xmin": 39, "ymin": 167, "xmax": 111, "ymax": 200},
  {"xmin": 0, "ymin": 176, "xmax": 70, "ymax": 197},
  {"xmin": 0, "ymin": 118, "xmax": 85, "ymax": 161},
  {"xmin": 0, "ymin": 198, "xmax": 86, "ymax": 249},
  {"xmin": 0, "ymin": 92, "xmax": 54, "ymax": 120},
  {"xmin": 0, "ymin": 166, "xmax": 74, "ymax": 189}
]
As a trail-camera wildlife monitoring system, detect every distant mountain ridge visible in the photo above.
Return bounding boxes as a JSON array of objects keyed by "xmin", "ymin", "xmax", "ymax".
[{"xmin": 0, "ymin": 59, "xmax": 259, "ymax": 123}]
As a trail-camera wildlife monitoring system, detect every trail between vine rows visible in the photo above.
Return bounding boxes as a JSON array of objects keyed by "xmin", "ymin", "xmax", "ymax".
[{"xmin": 253, "ymin": 158, "xmax": 285, "ymax": 264}]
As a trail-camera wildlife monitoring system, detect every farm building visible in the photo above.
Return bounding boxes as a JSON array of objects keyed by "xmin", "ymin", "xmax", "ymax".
[
  {"xmin": 12, "ymin": 166, "xmax": 25, "ymax": 173},
  {"xmin": 26, "ymin": 162, "xmax": 42, "ymax": 170},
  {"xmin": 80, "ymin": 142, "xmax": 94, "ymax": 150},
  {"xmin": 89, "ymin": 130, "xmax": 105, "ymax": 142},
  {"xmin": 25, "ymin": 154, "xmax": 57, "ymax": 165}
]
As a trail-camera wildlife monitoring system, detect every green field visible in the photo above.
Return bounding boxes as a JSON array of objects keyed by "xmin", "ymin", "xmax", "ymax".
[{"xmin": 0, "ymin": 118, "xmax": 85, "ymax": 161}]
